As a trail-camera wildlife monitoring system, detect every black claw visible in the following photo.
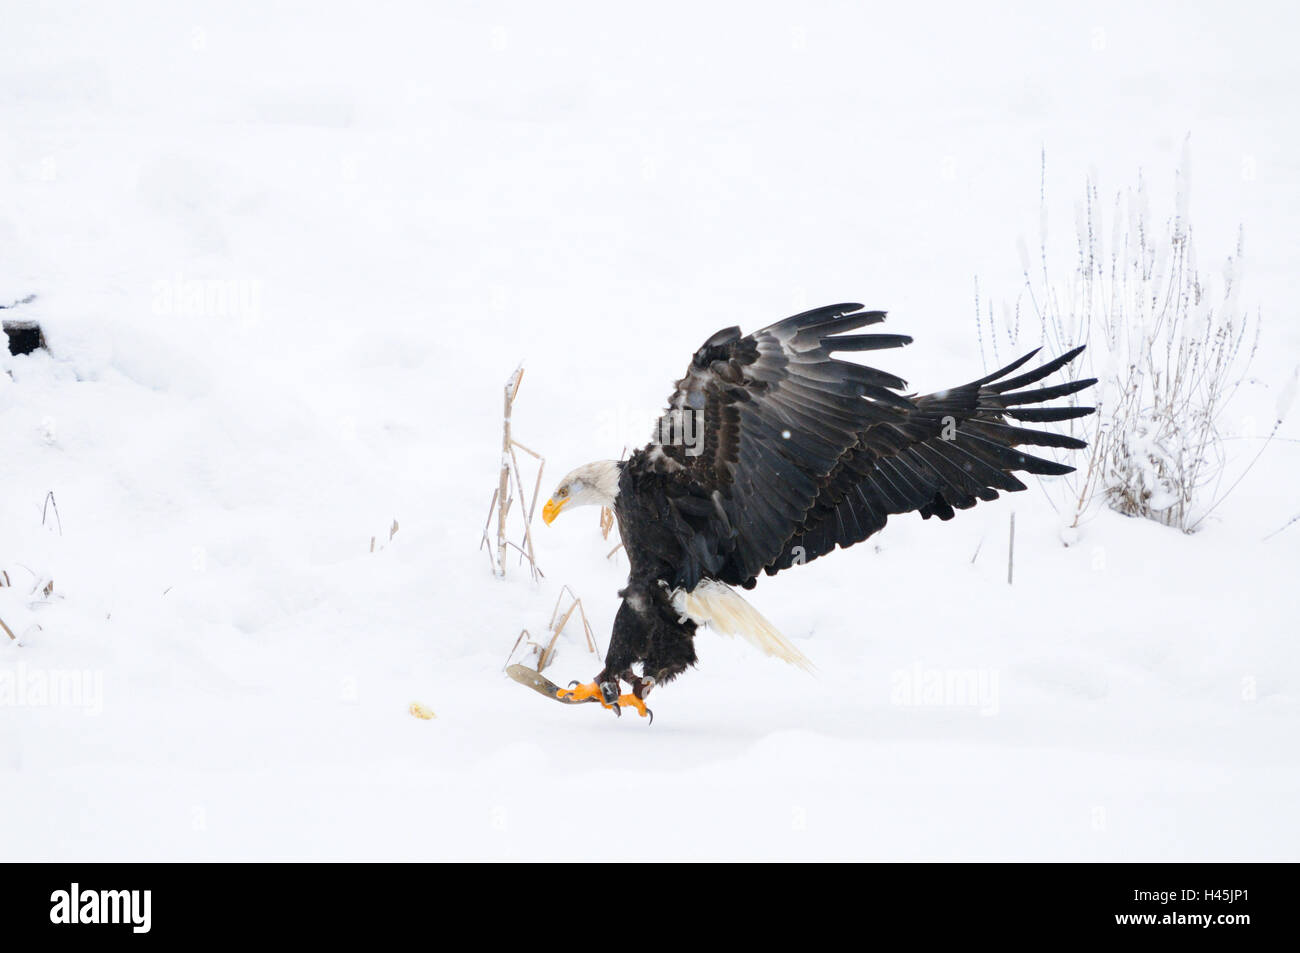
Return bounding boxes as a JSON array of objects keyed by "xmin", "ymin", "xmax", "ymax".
[
  {"xmin": 567, "ymin": 680, "xmax": 581, "ymax": 689},
  {"xmin": 646, "ymin": 707, "xmax": 654, "ymax": 726},
  {"xmin": 610, "ymin": 703, "xmax": 621, "ymax": 718}
]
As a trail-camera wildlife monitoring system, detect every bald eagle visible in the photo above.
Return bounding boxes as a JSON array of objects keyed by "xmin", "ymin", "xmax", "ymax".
[{"xmin": 540, "ymin": 304, "xmax": 1094, "ymax": 718}]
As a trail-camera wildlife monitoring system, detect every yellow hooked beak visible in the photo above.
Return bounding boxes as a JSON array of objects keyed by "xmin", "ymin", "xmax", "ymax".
[{"xmin": 542, "ymin": 497, "xmax": 568, "ymax": 525}]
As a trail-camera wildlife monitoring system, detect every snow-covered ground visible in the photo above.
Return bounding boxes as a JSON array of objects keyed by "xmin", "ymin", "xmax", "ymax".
[{"xmin": 2, "ymin": 0, "xmax": 1297, "ymax": 860}]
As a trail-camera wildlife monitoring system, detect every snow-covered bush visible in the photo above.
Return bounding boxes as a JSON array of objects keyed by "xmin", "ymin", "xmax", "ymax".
[{"xmin": 975, "ymin": 146, "xmax": 1265, "ymax": 535}]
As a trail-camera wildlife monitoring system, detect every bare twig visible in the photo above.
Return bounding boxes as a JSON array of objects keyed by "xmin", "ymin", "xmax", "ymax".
[
  {"xmin": 42, "ymin": 492, "xmax": 62, "ymax": 536},
  {"xmin": 482, "ymin": 366, "xmax": 545, "ymax": 580},
  {"xmin": 1007, "ymin": 512, "xmax": 1015, "ymax": 585},
  {"xmin": 547, "ymin": 585, "xmax": 597, "ymax": 654},
  {"xmin": 526, "ymin": 457, "xmax": 545, "ymax": 529},
  {"xmin": 505, "ymin": 628, "xmax": 534, "ymax": 668},
  {"xmin": 480, "ymin": 487, "xmax": 499, "ymax": 551},
  {"xmin": 496, "ymin": 366, "xmax": 523, "ymax": 576},
  {"xmin": 540, "ymin": 601, "xmax": 580, "ymax": 671},
  {"xmin": 507, "ymin": 585, "xmax": 601, "ymax": 673},
  {"xmin": 1263, "ymin": 512, "xmax": 1300, "ymax": 542},
  {"xmin": 1190, "ymin": 421, "xmax": 1280, "ymax": 532},
  {"xmin": 538, "ymin": 585, "xmax": 600, "ymax": 669},
  {"xmin": 507, "ymin": 444, "xmax": 542, "ymax": 579}
]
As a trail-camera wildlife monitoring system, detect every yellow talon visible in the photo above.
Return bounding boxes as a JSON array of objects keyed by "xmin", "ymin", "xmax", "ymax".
[
  {"xmin": 556, "ymin": 682, "xmax": 651, "ymax": 719},
  {"xmin": 556, "ymin": 681, "xmax": 603, "ymax": 702},
  {"xmin": 616, "ymin": 693, "xmax": 649, "ymax": 718}
]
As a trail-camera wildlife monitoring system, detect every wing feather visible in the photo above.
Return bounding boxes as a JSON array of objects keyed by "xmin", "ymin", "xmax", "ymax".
[{"xmin": 639, "ymin": 305, "xmax": 1093, "ymax": 587}]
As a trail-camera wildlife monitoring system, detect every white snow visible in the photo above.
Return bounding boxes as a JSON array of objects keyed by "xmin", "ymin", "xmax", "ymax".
[{"xmin": 2, "ymin": 0, "xmax": 1298, "ymax": 860}]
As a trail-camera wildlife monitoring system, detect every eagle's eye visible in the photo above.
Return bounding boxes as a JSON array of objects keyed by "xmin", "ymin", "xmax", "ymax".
[{"xmin": 557, "ymin": 486, "xmax": 569, "ymax": 498}]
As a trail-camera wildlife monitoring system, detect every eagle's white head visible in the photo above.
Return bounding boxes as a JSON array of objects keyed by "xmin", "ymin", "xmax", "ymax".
[{"xmin": 542, "ymin": 460, "xmax": 621, "ymax": 525}]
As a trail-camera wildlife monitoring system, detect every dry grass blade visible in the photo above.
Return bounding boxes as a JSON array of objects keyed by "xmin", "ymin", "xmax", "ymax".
[
  {"xmin": 504, "ymin": 585, "xmax": 602, "ymax": 673},
  {"xmin": 481, "ymin": 365, "xmax": 545, "ymax": 580},
  {"xmin": 42, "ymin": 491, "xmax": 62, "ymax": 535}
]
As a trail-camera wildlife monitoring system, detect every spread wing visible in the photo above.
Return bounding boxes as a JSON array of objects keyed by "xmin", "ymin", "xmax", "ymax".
[
  {"xmin": 650, "ymin": 303, "xmax": 916, "ymax": 586},
  {"xmin": 764, "ymin": 345, "xmax": 1095, "ymax": 575},
  {"xmin": 649, "ymin": 304, "xmax": 1094, "ymax": 589}
]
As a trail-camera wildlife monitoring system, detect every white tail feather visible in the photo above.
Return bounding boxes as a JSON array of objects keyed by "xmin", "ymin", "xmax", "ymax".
[{"xmin": 671, "ymin": 579, "xmax": 814, "ymax": 673}]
